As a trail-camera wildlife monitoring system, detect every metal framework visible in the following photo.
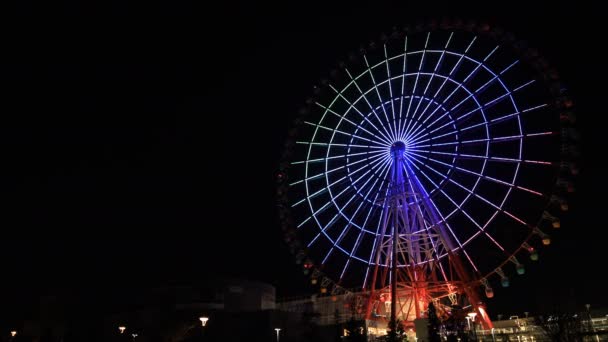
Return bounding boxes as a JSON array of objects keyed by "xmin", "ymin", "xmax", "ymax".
[
  {"xmin": 278, "ymin": 25, "xmax": 571, "ymax": 334},
  {"xmin": 365, "ymin": 140, "xmax": 490, "ymax": 329}
]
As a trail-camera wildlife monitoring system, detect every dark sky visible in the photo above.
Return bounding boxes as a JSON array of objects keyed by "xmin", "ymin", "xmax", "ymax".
[{"xmin": 1, "ymin": 0, "xmax": 605, "ymax": 319}]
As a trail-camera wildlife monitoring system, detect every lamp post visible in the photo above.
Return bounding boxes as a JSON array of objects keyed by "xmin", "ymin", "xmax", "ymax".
[
  {"xmin": 199, "ymin": 317, "xmax": 210, "ymax": 341},
  {"xmin": 275, "ymin": 328, "xmax": 281, "ymax": 342},
  {"xmin": 10, "ymin": 331, "xmax": 17, "ymax": 340},
  {"xmin": 467, "ymin": 312, "xmax": 478, "ymax": 341},
  {"xmin": 200, "ymin": 317, "xmax": 209, "ymax": 327},
  {"xmin": 119, "ymin": 326, "xmax": 126, "ymax": 334}
]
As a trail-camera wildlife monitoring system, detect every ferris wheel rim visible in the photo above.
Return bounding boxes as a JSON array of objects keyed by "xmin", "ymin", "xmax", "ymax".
[{"xmin": 278, "ymin": 25, "xmax": 572, "ymax": 289}]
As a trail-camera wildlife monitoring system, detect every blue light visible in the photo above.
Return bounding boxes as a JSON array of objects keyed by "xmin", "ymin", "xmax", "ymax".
[{"xmin": 288, "ymin": 31, "xmax": 556, "ymax": 286}]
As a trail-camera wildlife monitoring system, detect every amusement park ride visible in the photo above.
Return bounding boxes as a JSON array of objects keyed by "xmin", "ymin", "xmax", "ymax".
[{"xmin": 276, "ymin": 20, "xmax": 577, "ymax": 337}]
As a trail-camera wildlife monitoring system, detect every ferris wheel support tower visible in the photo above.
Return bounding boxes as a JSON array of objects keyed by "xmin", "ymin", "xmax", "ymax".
[{"xmin": 365, "ymin": 141, "xmax": 492, "ymax": 329}]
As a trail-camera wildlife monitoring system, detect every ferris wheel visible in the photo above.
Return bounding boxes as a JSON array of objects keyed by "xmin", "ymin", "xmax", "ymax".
[{"xmin": 276, "ymin": 21, "xmax": 577, "ymax": 329}]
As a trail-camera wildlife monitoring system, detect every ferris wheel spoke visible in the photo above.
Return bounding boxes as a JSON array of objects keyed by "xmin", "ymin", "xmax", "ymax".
[
  {"xmin": 307, "ymin": 158, "xmax": 392, "ymax": 252},
  {"xmin": 348, "ymin": 161, "xmax": 388, "ymax": 204},
  {"xmin": 344, "ymin": 68, "xmax": 396, "ymax": 141},
  {"xmin": 340, "ymin": 192, "xmax": 386, "ymax": 280},
  {"xmin": 409, "ymin": 33, "xmax": 453, "ymax": 126},
  {"xmin": 351, "ymin": 158, "xmax": 393, "ymax": 203},
  {"xmin": 323, "ymin": 156, "xmax": 390, "ymax": 219},
  {"xmin": 405, "ymin": 156, "xmax": 465, "ymax": 222},
  {"xmin": 407, "ymin": 127, "xmax": 459, "ymax": 149},
  {"xmin": 401, "ymin": 160, "xmax": 480, "ymax": 272},
  {"xmin": 407, "ymin": 40, "xmax": 482, "ymax": 138},
  {"xmin": 303, "ymin": 201, "xmax": 333, "ymax": 229},
  {"xmin": 412, "ymin": 131, "xmax": 554, "ymax": 149},
  {"xmin": 364, "ymin": 55, "xmax": 397, "ymax": 140},
  {"xmin": 406, "ymin": 150, "xmax": 546, "ymax": 200},
  {"xmin": 502, "ymin": 208, "xmax": 533, "ymax": 228},
  {"xmin": 315, "ymin": 101, "xmax": 393, "ymax": 146},
  {"xmin": 292, "ymin": 160, "xmax": 386, "ymax": 209},
  {"xmin": 383, "ymin": 44, "xmax": 398, "ymax": 137},
  {"xmin": 409, "ymin": 91, "xmax": 480, "ymax": 146},
  {"xmin": 322, "ymin": 92, "xmax": 393, "ymax": 147},
  {"xmin": 307, "ymin": 192, "xmax": 362, "ymax": 249},
  {"xmin": 291, "ymin": 149, "xmax": 385, "ymax": 166},
  {"xmin": 407, "ymin": 148, "xmax": 551, "ymax": 166},
  {"xmin": 403, "ymin": 37, "xmax": 477, "ymax": 141},
  {"xmin": 404, "ymin": 63, "xmax": 481, "ymax": 141},
  {"xmin": 338, "ymin": 165, "xmax": 394, "ymax": 280},
  {"xmin": 303, "ymin": 121, "xmax": 386, "ymax": 146},
  {"xmin": 407, "ymin": 159, "xmax": 507, "ymax": 253},
  {"xmin": 454, "ymin": 199, "xmax": 507, "ymax": 257},
  {"xmin": 399, "ymin": 103, "xmax": 426, "ymax": 143},
  {"xmin": 326, "ymin": 207, "xmax": 364, "ymax": 265},
  {"xmin": 406, "ymin": 47, "xmax": 505, "ymax": 142},
  {"xmin": 397, "ymin": 36, "xmax": 409, "ymax": 143},
  {"xmin": 405, "ymin": 91, "xmax": 467, "ymax": 145},
  {"xmin": 412, "ymin": 118, "xmax": 551, "ymax": 147},
  {"xmin": 409, "ymin": 101, "xmax": 548, "ymax": 148},
  {"xmin": 512, "ymin": 79, "xmax": 536, "ymax": 92},
  {"xmin": 349, "ymin": 165, "xmax": 390, "ymax": 224},
  {"xmin": 341, "ymin": 157, "xmax": 392, "ymax": 203},
  {"xmin": 405, "ymin": 166, "xmax": 459, "ymax": 224},
  {"xmin": 406, "ymin": 154, "xmax": 454, "ymax": 195},
  {"xmin": 329, "ymin": 158, "xmax": 387, "ymax": 193},
  {"xmin": 319, "ymin": 201, "xmax": 360, "ymax": 264},
  {"xmin": 363, "ymin": 165, "xmax": 393, "ymax": 278},
  {"xmin": 401, "ymin": 33, "xmax": 431, "ymax": 144},
  {"xmin": 290, "ymin": 150, "xmax": 385, "ymax": 187},
  {"xmin": 361, "ymin": 160, "xmax": 393, "ymax": 233},
  {"xmin": 411, "ymin": 102, "xmax": 484, "ymax": 144},
  {"xmin": 401, "ymin": 93, "xmax": 449, "ymax": 138},
  {"xmin": 296, "ymin": 141, "xmax": 387, "ymax": 150}
]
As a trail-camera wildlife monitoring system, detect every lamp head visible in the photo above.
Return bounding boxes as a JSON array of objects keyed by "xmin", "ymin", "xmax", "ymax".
[{"xmin": 200, "ymin": 317, "xmax": 209, "ymax": 327}]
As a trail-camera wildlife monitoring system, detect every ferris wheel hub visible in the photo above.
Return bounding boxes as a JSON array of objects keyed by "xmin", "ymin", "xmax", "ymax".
[{"xmin": 390, "ymin": 141, "xmax": 407, "ymax": 155}]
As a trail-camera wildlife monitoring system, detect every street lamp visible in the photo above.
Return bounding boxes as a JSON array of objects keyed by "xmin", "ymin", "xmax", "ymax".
[
  {"xmin": 119, "ymin": 326, "xmax": 126, "ymax": 334},
  {"xmin": 10, "ymin": 331, "xmax": 17, "ymax": 338},
  {"xmin": 275, "ymin": 328, "xmax": 281, "ymax": 342},
  {"xmin": 200, "ymin": 316, "xmax": 209, "ymax": 327},
  {"xmin": 131, "ymin": 333, "xmax": 138, "ymax": 341},
  {"xmin": 467, "ymin": 312, "xmax": 478, "ymax": 341}
]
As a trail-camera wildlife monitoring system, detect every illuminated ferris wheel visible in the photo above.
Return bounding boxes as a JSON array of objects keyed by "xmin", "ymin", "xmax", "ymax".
[{"xmin": 276, "ymin": 21, "xmax": 577, "ymax": 329}]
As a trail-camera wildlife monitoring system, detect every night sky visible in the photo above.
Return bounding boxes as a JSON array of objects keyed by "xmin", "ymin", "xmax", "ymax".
[{"xmin": 1, "ymin": 1, "xmax": 605, "ymax": 319}]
